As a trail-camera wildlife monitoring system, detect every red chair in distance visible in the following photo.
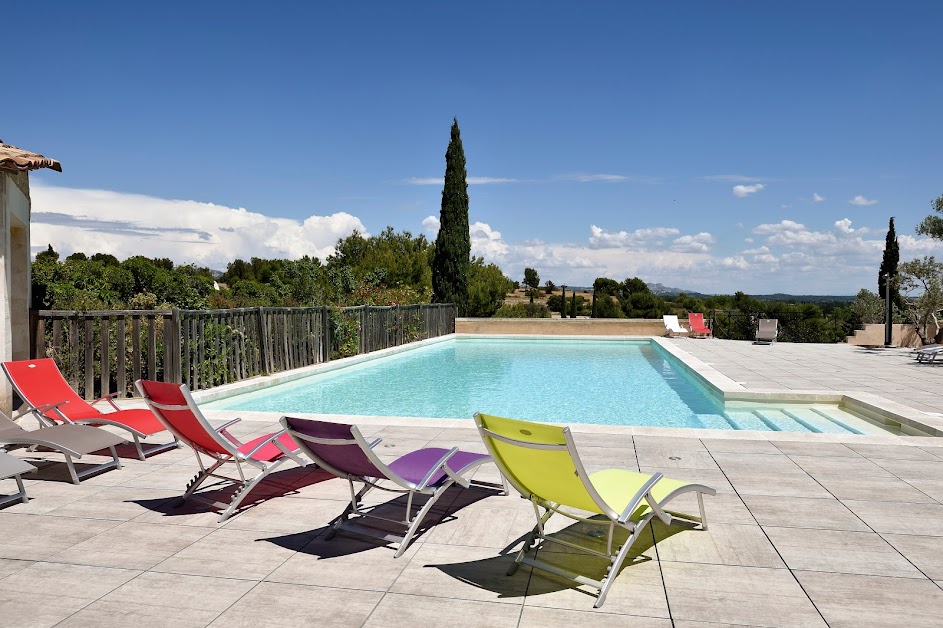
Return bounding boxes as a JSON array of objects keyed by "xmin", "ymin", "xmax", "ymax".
[
  {"xmin": 2, "ymin": 358, "xmax": 177, "ymax": 460},
  {"xmin": 135, "ymin": 379, "xmax": 305, "ymax": 522},
  {"xmin": 688, "ymin": 313, "xmax": 712, "ymax": 338}
]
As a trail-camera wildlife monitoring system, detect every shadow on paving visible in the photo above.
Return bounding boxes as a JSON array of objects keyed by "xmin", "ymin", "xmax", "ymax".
[
  {"xmin": 129, "ymin": 466, "xmax": 337, "ymax": 518},
  {"xmin": 428, "ymin": 517, "xmax": 691, "ymax": 600},
  {"xmin": 261, "ymin": 483, "xmax": 500, "ymax": 557}
]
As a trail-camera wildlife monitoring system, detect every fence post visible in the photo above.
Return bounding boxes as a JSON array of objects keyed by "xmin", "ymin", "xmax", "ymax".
[
  {"xmin": 322, "ymin": 306, "xmax": 331, "ymax": 362},
  {"xmin": 256, "ymin": 307, "xmax": 270, "ymax": 375},
  {"xmin": 29, "ymin": 310, "xmax": 44, "ymax": 359}
]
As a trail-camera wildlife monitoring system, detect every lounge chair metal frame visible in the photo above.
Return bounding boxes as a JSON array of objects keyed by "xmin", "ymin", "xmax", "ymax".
[
  {"xmin": 282, "ymin": 416, "xmax": 504, "ymax": 558},
  {"xmin": 136, "ymin": 380, "xmax": 305, "ymax": 522},
  {"xmin": 755, "ymin": 318, "xmax": 778, "ymax": 345},
  {"xmin": 0, "ymin": 451, "xmax": 36, "ymax": 508},
  {"xmin": 0, "ymin": 407, "xmax": 123, "ymax": 484},
  {"xmin": 475, "ymin": 412, "xmax": 715, "ymax": 608},
  {"xmin": 3, "ymin": 359, "xmax": 178, "ymax": 460}
]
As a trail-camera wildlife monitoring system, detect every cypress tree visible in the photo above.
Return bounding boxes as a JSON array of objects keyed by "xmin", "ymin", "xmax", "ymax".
[
  {"xmin": 432, "ymin": 118, "xmax": 471, "ymax": 312},
  {"xmin": 878, "ymin": 216, "xmax": 900, "ymax": 306}
]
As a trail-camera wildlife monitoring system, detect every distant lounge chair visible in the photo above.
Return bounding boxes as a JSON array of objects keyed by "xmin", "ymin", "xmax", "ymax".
[
  {"xmin": 474, "ymin": 412, "xmax": 716, "ymax": 608},
  {"xmin": 135, "ymin": 379, "xmax": 305, "ymax": 522},
  {"xmin": 688, "ymin": 313, "xmax": 712, "ymax": 338},
  {"xmin": 755, "ymin": 318, "xmax": 778, "ymax": 344},
  {"xmin": 3, "ymin": 358, "xmax": 177, "ymax": 460},
  {"xmin": 282, "ymin": 416, "xmax": 503, "ymax": 557},
  {"xmin": 914, "ymin": 345, "xmax": 943, "ymax": 363},
  {"xmin": 0, "ymin": 451, "xmax": 36, "ymax": 508},
  {"xmin": 0, "ymin": 410, "xmax": 124, "ymax": 484},
  {"xmin": 663, "ymin": 315, "xmax": 689, "ymax": 337}
]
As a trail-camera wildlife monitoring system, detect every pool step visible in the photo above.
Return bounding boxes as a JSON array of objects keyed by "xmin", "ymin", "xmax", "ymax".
[
  {"xmin": 694, "ymin": 414, "xmax": 739, "ymax": 429},
  {"xmin": 723, "ymin": 406, "xmax": 890, "ymax": 435},
  {"xmin": 723, "ymin": 411, "xmax": 775, "ymax": 431}
]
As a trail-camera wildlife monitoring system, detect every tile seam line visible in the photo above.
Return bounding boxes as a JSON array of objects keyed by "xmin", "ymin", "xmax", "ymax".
[
  {"xmin": 777, "ymin": 448, "xmax": 942, "ymax": 591},
  {"xmin": 700, "ymin": 437, "xmax": 830, "ymax": 627}
]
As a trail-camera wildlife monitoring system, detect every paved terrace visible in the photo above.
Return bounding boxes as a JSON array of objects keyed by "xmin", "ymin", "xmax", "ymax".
[{"xmin": 2, "ymin": 339, "xmax": 943, "ymax": 627}]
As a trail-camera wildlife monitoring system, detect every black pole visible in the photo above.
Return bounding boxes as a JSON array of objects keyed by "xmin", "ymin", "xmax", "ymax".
[{"xmin": 884, "ymin": 273, "xmax": 893, "ymax": 347}]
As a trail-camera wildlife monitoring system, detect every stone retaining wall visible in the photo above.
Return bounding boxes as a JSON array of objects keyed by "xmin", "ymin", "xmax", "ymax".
[{"xmin": 455, "ymin": 317, "xmax": 667, "ymax": 336}]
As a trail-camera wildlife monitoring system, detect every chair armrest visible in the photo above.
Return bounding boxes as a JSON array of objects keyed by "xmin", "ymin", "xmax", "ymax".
[
  {"xmin": 273, "ymin": 434, "xmax": 307, "ymax": 466},
  {"xmin": 617, "ymin": 472, "xmax": 663, "ymax": 525},
  {"xmin": 416, "ymin": 447, "xmax": 458, "ymax": 489},
  {"xmin": 28, "ymin": 400, "xmax": 72, "ymax": 425},
  {"xmin": 215, "ymin": 418, "xmax": 243, "ymax": 447},
  {"xmin": 91, "ymin": 392, "xmax": 121, "ymax": 410},
  {"xmin": 240, "ymin": 429, "xmax": 285, "ymax": 459}
]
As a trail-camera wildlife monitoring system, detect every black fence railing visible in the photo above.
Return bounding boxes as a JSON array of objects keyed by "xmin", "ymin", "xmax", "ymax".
[
  {"xmin": 708, "ymin": 310, "xmax": 852, "ymax": 343},
  {"xmin": 30, "ymin": 304, "xmax": 456, "ymax": 398}
]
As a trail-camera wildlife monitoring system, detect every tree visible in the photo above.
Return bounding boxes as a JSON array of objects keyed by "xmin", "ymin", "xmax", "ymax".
[
  {"xmin": 898, "ymin": 257, "xmax": 943, "ymax": 345},
  {"xmin": 878, "ymin": 217, "xmax": 900, "ymax": 307},
  {"xmin": 916, "ymin": 194, "xmax": 943, "ymax": 239},
  {"xmin": 523, "ymin": 267, "xmax": 539, "ymax": 303},
  {"xmin": 432, "ymin": 118, "xmax": 471, "ymax": 313},
  {"xmin": 467, "ymin": 257, "xmax": 513, "ymax": 317}
]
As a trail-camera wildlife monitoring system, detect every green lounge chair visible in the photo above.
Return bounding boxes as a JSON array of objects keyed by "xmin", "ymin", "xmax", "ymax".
[{"xmin": 474, "ymin": 413, "xmax": 716, "ymax": 608}]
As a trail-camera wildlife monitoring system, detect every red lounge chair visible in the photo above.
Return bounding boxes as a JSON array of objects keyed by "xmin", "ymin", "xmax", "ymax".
[
  {"xmin": 3, "ymin": 359, "xmax": 177, "ymax": 460},
  {"xmin": 135, "ymin": 379, "xmax": 305, "ymax": 522},
  {"xmin": 688, "ymin": 313, "xmax": 712, "ymax": 338}
]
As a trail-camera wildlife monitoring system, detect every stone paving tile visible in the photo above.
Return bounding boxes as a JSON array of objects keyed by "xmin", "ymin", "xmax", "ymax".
[
  {"xmin": 265, "ymin": 534, "xmax": 418, "ymax": 592},
  {"xmin": 0, "ymin": 513, "xmax": 121, "ymax": 561},
  {"xmin": 652, "ymin": 521, "xmax": 784, "ymax": 568},
  {"xmin": 636, "ymin": 449, "xmax": 718, "ymax": 470},
  {"xmin": 845, "ymin": 443, "xmax": 943, "ymax": 461},
  {"xmin": 794, "ymin": 570, "xmax": 943, "ymax": 627},
  {"xmin": 57, "ymin": 571, "xmax": 256, "ymax": 628},
  {"xmin": 842, "ymin": 499, "xmax": 943, "ymax": 536},
  {"xmin": 0, "ymin": 586, "xmax": 99, "ymax": 628},
  {"xmin": 812, "ymin": 474, "xmax": 937, "ymax": 503},
  {"xmin": 788, "ymin": 455, "xmax": 895, "ymax": 478},
  {"xmin": 0, "ymin": 558, "xmax": 33, "ymax": 579},
  {"xmin": 723, "ymin": 470, "xmax": 832, "ymax": 499},
  {"xmin": 633, "ymin": 436, "xmax": 707, "ymax": 451},
  {"xmin": 364, "ymin": 593, "xmax": 522, "ymax": 628},
  {"xmin": 389, "ymin": 542, "xmax": 531, "ymax": 604},
  {"xmin": 880, "ymin": 533, "xmax": 943, "ymax": 580},
  {"xmin": 764, "ymin": 526, "xmax": 924, "ymax": 578},
  {"xmin": 711, "ymin": 452, "xmax": 805, "ymax": 474},
  {"xmin": 741, "ymin": 494, "xmax": 870, "ymax": 531},
  {"xmin": 48, "ymin": 520, "xmax": 212, "ymax": 570},
  {"xmin": 523, "ymin": 556, "xmax": 670, "ymax": 619},
  {"xmin": 152, "ymin": 526, "xmax": 314, "ymax": 580},
  {"xmin": 701, "ymin": 438, "xmax": 782, "ymax": 454},
  {"xmin": 519, "ymin": 605, "xmax": 671, "ymax": 627},
  {"xmin": 871, "ymin": 458, "xmax": 943, "ymax": 481},
  {"xmin": 772, "ymin": 441, "xmax": 860, "ymax": 457},
  {"xmin": 660, "ymin": 562, "xmax": 827, "ymax": 626},
  {"xmin": 208, "ymin": 581, "xmax": 383, "ymax": 628}
]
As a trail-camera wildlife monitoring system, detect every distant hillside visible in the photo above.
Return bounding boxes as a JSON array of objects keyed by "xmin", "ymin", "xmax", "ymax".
[{"xmin": 646, "ymin": 282, "xmax": 854, "ymax": 303}]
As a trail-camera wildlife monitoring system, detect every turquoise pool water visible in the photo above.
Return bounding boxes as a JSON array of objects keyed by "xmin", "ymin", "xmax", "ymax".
[{"xmin": 205, "ymin": 338, "xmax": 887, "ymax": 433}]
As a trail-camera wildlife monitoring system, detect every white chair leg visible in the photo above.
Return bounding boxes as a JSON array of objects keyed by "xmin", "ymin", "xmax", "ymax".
[{"xmin": 394, "ymin": 483, "xmax": 450, "ymax": 558}]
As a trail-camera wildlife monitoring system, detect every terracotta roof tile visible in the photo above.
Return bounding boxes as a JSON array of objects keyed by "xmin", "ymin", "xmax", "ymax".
[{"xmin": 0, "ymin": 140, "xmax": 62, "ymax": 172}]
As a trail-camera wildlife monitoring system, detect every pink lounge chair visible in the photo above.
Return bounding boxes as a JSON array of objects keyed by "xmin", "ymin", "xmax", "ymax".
[
  {"xmin": 135, "ymin": 379, "xmax": 305, "ymax": 522},
  {"xmin": 3, "ymin": 358, "xmax": 177, "ymax": 460},
  {"xmin": 688, "ymin": 313, "xmax": 712, "ymax": 338}
]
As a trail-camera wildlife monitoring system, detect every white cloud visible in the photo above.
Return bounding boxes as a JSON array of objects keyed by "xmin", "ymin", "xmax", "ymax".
[
  {"xmin": 403, "ymin": 176, "xmax": 520, "ymax": 186},
  {"xmin": 672, "ymin": 232, "xmax": 715, "ymax": 253},
  {"xmin": 469, "ymin": 221, "xmax": 509, "ymax": 259},
  {"xmin": 558, "ymin": 173, "xmax": 627, "ymax": 183},
  {"xmin": 732, "ymin": 184, "xmax": 765, "ymax": 197},
  {"xmin": 29, "ymin": 183, "xmax": 366, "ymax": 269},
  {"xmin": 753, "ymin": 220, "xmax": 805, "ymax": 234},
  {"xmin": 701, "ymin": 174, "xmax": 764, "ymax": 183},
  {"xmin": 850, "ymin": 195, "xmax": 878, "ymax": 206},
  {"xmin": 720, "ymin": 256, "xmax": 749, "ymax": 270},
  {"xmin": 812, "ymin": 193, "xmax": 825, "ymax": 202},
  {"xmin": 421, "ymin": 215, "xmax": 440, "ymax": 235},
  {"xmin": 588, "ymin": 225, "xmax": 680, "ymax": 249}
]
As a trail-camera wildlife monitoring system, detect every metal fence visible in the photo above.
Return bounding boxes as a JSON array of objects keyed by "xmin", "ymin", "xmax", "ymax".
[
  {"xmin": 29, "ymin": 304, "xmax": 456, "ymax": 399},
  {"xmin": 708, "ymin": 310, "xmax": 851, "ymax": 343}
]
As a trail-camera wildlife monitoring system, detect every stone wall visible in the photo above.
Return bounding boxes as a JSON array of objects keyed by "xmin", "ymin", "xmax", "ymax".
[
  {"xmin": 0, "ymin": 171, "xmax": 32, "ymax": 413},
  {"xmin": 456, "ymin": 317, "xmax": 668, "ymax": 336},
  {"xmin": 847, "ymin": 323, "xmax": 922, "ymax": 348}
]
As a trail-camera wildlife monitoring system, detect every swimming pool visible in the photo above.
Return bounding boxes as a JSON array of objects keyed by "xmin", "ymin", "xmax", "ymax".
[{"xmin": 204, "ymin": 337, "xmax": 890, "ymax": 434}]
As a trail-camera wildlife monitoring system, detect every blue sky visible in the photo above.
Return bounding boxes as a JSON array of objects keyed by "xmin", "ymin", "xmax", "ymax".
[{"xmin": 7, "ymin": 2, "xmax": 943, "ymax": 294}]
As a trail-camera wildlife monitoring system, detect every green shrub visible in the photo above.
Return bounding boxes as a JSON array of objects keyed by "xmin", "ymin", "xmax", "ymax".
[{"xmin": 493, "ymin": 302, "xmax": 551, "ymax": 318}]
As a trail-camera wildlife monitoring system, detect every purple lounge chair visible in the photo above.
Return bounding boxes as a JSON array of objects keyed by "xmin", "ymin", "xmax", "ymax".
[{"xmin": 281, "ymin": 416, "xmax": 505, "ymax": 557}]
